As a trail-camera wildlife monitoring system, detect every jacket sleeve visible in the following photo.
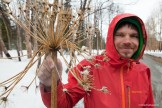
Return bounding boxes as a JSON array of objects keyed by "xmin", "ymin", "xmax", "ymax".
[
  {"xmin": 39, "ymin": 59, "xmax": 92, "ymax": 108},
  {"xmin": 145, "ymin": 68, "xmax": 155, "ymax": 108},
  {"xmin": 40, "ymin": 72, "xmax": 86, "ymax": 108}
]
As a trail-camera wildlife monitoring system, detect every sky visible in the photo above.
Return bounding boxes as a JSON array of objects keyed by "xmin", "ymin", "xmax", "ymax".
[
  {"xmin": 114, "ymin": 0, "xmax": 162, "ymax": 22},
  {"xmin": 100, "ymin": 0, "xmax": 162, "ymax": 40}
]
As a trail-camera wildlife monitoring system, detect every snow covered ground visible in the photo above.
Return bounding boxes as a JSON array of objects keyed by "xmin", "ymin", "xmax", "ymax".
[
  {"xmin": 0, "ymin": 50, "xmax": 87, "ymax": 108},
  {"xmin": 145, "ymin": 50, "xmax": 162, "ymax": 58},
  {"xmin": 0, "ymin": 50, "xmax": 162, "ymax": 108},
  {"xmin": 0, "ymin": 50, "xmax": 46, "ymax": 108}
]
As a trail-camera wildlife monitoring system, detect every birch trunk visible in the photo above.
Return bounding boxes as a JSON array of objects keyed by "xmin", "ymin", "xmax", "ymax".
[
  {"xmin": 25, "ymin": 0, "xmax": 32, "ymax": 58},
  {"xmin": 16, "ymin": 25, "xmax": 23, "ymax": 55}
]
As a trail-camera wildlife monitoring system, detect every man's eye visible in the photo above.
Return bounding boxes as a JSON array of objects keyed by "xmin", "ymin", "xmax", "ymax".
[
  {"xmin": 131, "ymin": 34, "xmax": 139, "ymax": 38},
  {"xmin": 115, "ymin": 33, "xmax": 124, "ymax": 37}
]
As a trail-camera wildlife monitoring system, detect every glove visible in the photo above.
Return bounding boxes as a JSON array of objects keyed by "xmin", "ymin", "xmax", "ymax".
[{"xmin": 37, "ymin": 55, "xmax": 62, "ymax": 87}]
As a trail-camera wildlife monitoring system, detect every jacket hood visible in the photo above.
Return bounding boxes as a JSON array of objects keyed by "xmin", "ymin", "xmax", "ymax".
[{"xmin": 106, "ymin": 13, "xmax": 147, "ymax": 64}]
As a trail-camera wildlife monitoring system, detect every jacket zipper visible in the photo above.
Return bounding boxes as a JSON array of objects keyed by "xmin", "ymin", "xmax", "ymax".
[
  {"xmin": 127, "ymin": 86, "xmax": 131, "ymax": 108},
  {"xmin": 120, "ymin": 66, "xmax": 126, "ymax": 108}
]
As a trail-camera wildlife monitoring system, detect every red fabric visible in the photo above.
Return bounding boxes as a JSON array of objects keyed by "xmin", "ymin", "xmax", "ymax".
[{"xmin": 40, "ymin": 13, "xmax": 154, "ymax": 108}]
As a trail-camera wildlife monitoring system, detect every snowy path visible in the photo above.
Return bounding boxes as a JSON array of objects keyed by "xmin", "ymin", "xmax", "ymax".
[{"xmin": 141, "ymin": 55, "xmax": 162, "ymax": 107}]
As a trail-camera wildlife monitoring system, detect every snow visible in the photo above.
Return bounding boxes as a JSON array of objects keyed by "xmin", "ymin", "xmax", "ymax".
[
  {"xmin": 145, "ymin": 50, "xmax": 162, "ymax": 58},
  {"xmin": 0, "ymin": 50, "xmax": 88, "ymax": 108},
  {"xmin": 0, "ymin": 50, "xmax": 46, "ymax": 108},
  {"xmin": 0, "ymin": 50, "xmax": 162, "ymax": 108}
]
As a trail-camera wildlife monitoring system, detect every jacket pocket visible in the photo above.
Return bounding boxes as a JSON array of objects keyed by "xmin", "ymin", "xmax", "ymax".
[{"xmin": 131, "ymin": 89, "xmax": 148, "ymax": 107}]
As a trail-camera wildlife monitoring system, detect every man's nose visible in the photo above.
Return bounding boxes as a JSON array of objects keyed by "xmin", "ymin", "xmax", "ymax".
[{"xmin": 123, "ymin": 34, "xmax": 131, "ymax": 44}]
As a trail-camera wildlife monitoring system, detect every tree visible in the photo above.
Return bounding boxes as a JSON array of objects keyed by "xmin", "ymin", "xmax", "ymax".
[
  {"xmin": 0, "ymin": 19, "xmax": 11, "ymax": 59},
  {"xmin": 0, "ymin": 6, "xmax": 12, "ymax": 59},
  {"xmin": 25, "ymin": 0, "xmax": 32, "ymax": 58},
  {"xmin": 145, "ymin": 6, "xmax": 162, "ymax": 50}
]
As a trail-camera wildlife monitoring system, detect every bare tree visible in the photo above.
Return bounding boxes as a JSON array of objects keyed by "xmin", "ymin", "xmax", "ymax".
[
  {"xmin": 0, "ymin": 7, "xmax": 12, "ymax": 59},
  {"xmin": 31, "ymin": 0, "xmax": 38, "ymax": 53},
  {"xmin": 0, "ymin": 21, "xmax": 3, "ymax": 57},
  {"xmin": 25, "ymin": 0, "xmax": 32, "ymax": 58},
  {"xmin": 0, "ymin": 23, "xmax": 11, "ymax": 59}
]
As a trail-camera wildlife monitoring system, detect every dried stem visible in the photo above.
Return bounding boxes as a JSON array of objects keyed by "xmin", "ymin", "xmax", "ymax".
[
  {"xmin": 51, "ymin": 51, "xmax": 57, "ymax": 108},
  {"xmin": 0, "ymin": 1, "xmax": 111, "ymax": 107}
]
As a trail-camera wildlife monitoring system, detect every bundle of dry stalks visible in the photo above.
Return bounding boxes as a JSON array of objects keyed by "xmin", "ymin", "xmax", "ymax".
[{"xmin": 0, "ymin": 0, "xmax": 110, "ymax": 107}]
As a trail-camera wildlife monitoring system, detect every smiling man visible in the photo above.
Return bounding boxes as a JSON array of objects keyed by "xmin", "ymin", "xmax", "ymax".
[
  {"xmin": 38, "ymin": 13, "xmax": 154, "ymax": 108},
  {"xmin": 114, "ymin": 21, "xmax": 139, "ymax": 58}
]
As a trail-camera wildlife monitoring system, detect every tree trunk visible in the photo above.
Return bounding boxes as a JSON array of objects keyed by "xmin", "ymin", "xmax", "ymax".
[
  {"xmin": 17, "ymin": 25, "xmax": 23, "ymax": 52},
  {"xmin": 25, "ymin": 0, "xmax": 32, "ymax": 58},
  {"xmin": 31, "ymin": 4, "xmax": 38, "ymax": 53},
  {"xmin": 2, "ymin": 18, "xmax": 11, "ymax": 50},
  {"xmin": 16, "ymin": 25, "xmax": 22, "ymax": 61},
  {"xmin": 0, "ymin": 26, "xmax": 12, "ymax": 59},
  {"xmin": 0, "ymin": 28, "xmax": 3, "ymax": 57}
]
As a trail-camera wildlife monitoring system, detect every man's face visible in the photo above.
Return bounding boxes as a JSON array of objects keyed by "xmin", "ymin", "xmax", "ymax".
[{"xmin": 114, "ymin": 24, "xmax": 139, "ymax": 58}]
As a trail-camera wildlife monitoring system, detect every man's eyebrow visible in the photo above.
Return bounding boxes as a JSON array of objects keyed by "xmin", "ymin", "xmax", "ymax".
[
  {"xmin": 114, "ymin": 32, "xmax": 123, "ymax": 35},
  {"xmin": 131, "ymin": 33, "xmax": 139, "ymax": 35}
]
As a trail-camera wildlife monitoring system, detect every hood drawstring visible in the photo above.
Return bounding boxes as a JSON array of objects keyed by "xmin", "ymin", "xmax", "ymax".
[
  {"xmin": 127, "ymin": 61, "xmax": 132, "ymax": 73},
  {"xmin": 121, "ymin": 60, "xmax": 133, "ymax": 74},
  {"xmin": 136, "ymin": 61, "xmax": 140, "ymax": 64}
]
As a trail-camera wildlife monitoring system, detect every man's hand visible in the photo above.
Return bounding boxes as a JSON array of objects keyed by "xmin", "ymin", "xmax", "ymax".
[{"xmin": 37, "ymin": 55, "xmax": 63, "ymax": 87}]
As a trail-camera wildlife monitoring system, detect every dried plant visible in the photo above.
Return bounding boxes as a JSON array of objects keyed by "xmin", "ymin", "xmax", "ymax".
[{"xmin": 0, "ymin": 0, "xmax": 110, "ymax": 107}]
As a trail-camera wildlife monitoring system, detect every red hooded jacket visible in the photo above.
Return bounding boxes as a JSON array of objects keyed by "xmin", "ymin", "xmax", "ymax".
[{"xmin": 40, "ymin": 13, "xmax": 154, "ymax": 108}]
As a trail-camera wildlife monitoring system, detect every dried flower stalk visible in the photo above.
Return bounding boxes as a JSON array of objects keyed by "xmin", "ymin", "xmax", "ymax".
[{"xmin": 0, "ymin": 0, "xmax": 110, "ymax": 107}]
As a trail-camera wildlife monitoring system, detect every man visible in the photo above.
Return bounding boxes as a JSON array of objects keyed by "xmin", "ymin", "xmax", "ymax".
[{"xmin": 38, "ymin": 13, "xmax": 154, "ymax": 108}]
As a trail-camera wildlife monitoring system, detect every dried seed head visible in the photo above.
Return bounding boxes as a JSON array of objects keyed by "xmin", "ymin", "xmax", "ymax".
[
  {"xmin": 103, "ymin": 56, "xmax": 110, "ymax": 62},
  {"xmin": 87, "ymin": 7, "xmax": 91, "ymax": 11},
  {"xmin": 63, "ymin": 88, "xmax": 68, "ymax": 92},
  {"xmin": 77, "ymin": 10, "xmax": 82, "ymax": 16},
  {"xmin": 94, "ymin": 64, "xmax": 100, "ymax": 68},
  {"xmin": 0, "ymin": 86, "xmax": 8, "ymax": 92},
  {"xmin": 88, "ymin": 23, "xmax": 92, "ymax": 29},
  {"xmin": 18, "ymin": 5, "xmax": 22, "ymax": 10},
  {"xmin": 42, "ymin": 0, "xmax": 46, "ymax": 5},
  {"xmin": 81, "ymin": 46, "xmax": 87, "ymax": 51},
  {"xmin": 86, "ymin": 56, "xmax": 93, "ymax": 61},
  {"xmin": 36, "ymin": 85, "xmax": 39, "ymax": 89},
  {"xmin": 20, "ymin": 85, "xmax": 29, "ymax": 92},
  {"xmin": 58, "ymin": 4, "xmax": 62, "ymax": 8},
  {"xmin": 48, "ymin": 3, "xmax": 53, "ymax": 7},
  {"xmin": 100, "ymin": 86, "xmax": 110, "ymax": 94},
  {"xmin": 44, "ymin": 6, "xmax": 49, "ymax": 12},
  {"xmin": 32, "ymin": 4, "xmax": 36, "ymax": 10},
  {"xmin": 0, "ymin": 0, "xmax": 110, "ymax": 102},
  {"xmin": 0, "ymin": 97, "xmax": 8, "ymax": 103},
  {"xmin": 4, "ymin": 86, "xmax": 8, "ymax": 91},
  {"xmin": 85, "ymin": 29, "xmax": 89, "ymax": 33},
  {"xmin": 101, "ymin": 51, "xmax": 106, "ymax": 55},
  {"xmin": 7, "ymin": 10, "xmax": 12, "ymax": 15},
  {"xmin": 82, "ymin": 84, "xmax": 91, "ymax": 92},
  {"xmin": 23, "ymin": 7, "xmax": 26, "ymax": 12},
  {"xmin": 3, "ymin": 0, "xmax": 10, "ymax": 5},
  {"xmin": 83, "ymin": 65, "xmax": 91, "ymax": 70},
  {"xmin": 81, "ymin": 69, "xmax": 89, "ymax": 75}
]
